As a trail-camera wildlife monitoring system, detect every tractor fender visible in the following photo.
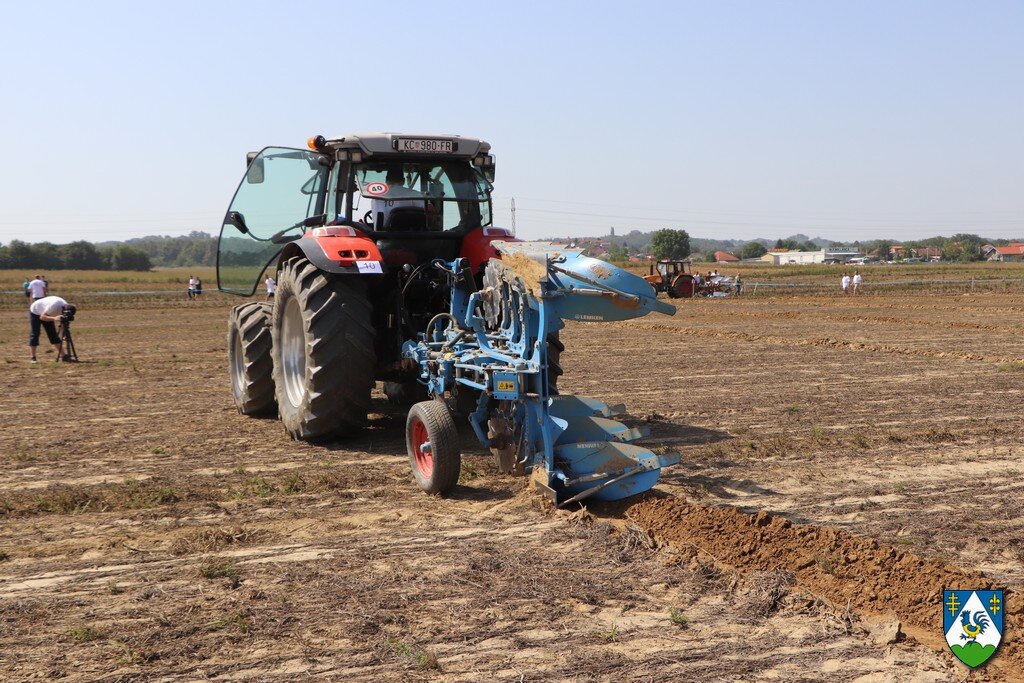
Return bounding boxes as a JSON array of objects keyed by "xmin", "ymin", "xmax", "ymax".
[
  {"xmin": 460, "ymin": 227, "xmax": 519, "ymax": 273},
  {"xmin": 280, "ymin": 234, "xmax": 385, "ymax": 275}
]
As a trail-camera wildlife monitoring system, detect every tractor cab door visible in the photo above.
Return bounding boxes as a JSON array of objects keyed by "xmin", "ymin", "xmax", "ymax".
[{"xmin": 218, "ymin": 147, "xmax": 331, "ymax": 295}]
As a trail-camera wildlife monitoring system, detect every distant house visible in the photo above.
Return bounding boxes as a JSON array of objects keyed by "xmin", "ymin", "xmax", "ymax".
[
  {"xmin": 714, "ymin": 251, "xmax": 739, "ymax": 263},
  {"xmin": 981, "ymin": 244, "xmax": 997, "ymax": 260},
  {"xmin": 760, "ymin": 249, "xmax": 827, "ymax": 265},
  {"xmin": 994, "ymin": 244, "xmax": 1024, "ymax": 262},
  {"xmin": 917, "ymin": 247, "xmax": 942, "ymax": 261}
]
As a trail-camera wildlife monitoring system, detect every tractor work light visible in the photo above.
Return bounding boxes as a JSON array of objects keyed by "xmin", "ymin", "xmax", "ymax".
[{"xmin": 312, "ymin": 226, "xmax": 357, "ymax": 238}]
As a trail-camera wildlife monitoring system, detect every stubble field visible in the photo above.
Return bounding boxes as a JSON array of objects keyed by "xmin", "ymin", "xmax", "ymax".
[{"xmin": 1, "ymin": 267, "xmax": 1023, "ymax": 681}]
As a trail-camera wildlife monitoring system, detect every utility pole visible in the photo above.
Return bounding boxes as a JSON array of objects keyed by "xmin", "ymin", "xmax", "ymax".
[{"xmin": 511, "ymin": 197, "xmax": 516, "ymax": 234}]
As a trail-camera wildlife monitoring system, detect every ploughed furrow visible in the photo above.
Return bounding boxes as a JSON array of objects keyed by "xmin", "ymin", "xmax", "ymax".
[{"xmin": 624, "ymin": 496, "xmax": 1023, "ymax": 681}]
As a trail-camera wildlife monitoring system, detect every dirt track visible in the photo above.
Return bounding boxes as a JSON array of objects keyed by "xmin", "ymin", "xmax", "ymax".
[{"xmin": 2, "ymin": 288, "xmax": 1023, "ymax": 681}]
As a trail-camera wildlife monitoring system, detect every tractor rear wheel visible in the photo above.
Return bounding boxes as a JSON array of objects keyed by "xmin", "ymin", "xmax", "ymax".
[
  {"xmin": 271, "ymin": 256, "xmax": 376, "ymax": 441},
  {"xmin": 228, "ymin": 302, "xmax": 276, "ymax": 416},
  {"xmin": 406, "ymin": 401, "xmax": 461, "ymax": 495}
]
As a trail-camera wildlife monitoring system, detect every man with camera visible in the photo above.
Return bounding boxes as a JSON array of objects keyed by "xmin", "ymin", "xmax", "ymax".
[{"xmin": 28, "ymin": 295, "xmax": 75, "ymax": 363}]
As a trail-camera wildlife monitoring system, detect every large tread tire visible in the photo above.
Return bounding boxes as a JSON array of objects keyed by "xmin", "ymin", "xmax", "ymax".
[
  {"xmin": 384, "ymin": 380, "xmax": 428, "ymax": 406},
  {"xmin": 228, "ymin": 302, "xmax": 276, "ymax": 416},
  {"xmin": 271, "ymin": 256, "xmax": 376, "ymax": 441},
  {"xmin": 406, "ymin": 401, "xmax": 461, "ymax": 495}
]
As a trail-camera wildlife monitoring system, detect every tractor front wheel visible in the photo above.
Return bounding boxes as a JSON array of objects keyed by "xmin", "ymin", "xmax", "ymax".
[
  {"xmin": 406, "ymin": 401, "xmax": 461, "ymax": 495},
  {"xmin": 384, "ymin": 380, "xmax": 428, "ymax": 406},
  {"xmin": 228, "ymin": 302, "xmax": 276, "ymax": 416}
]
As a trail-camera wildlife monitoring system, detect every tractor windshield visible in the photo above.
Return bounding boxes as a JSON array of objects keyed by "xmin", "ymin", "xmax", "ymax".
[{"xmin": 353, "ymin": 161, "xmax": 492, "ymax": 231}]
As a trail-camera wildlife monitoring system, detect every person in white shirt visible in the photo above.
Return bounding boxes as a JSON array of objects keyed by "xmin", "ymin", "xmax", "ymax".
[
  {"xmin": 187, "ymin": 275, "xmax": 198, "ymax": 300},
  {"xmin": 265, "ymin": 276, "xmax": 276, "ymax": 299},
  {"xmin": 28, "ymin": 295, "xmax": 72, "ymax": 363},
  {"xmin": 852, "ymin": 270, "xmax": 862, "ymax": 295},
  {"xmin": 841, "ymin": 273, "xmax": 851, "ymax": 294},
  {"xmin": 27, "ymin": 275, "xmax": 47, "ymax": 300}
]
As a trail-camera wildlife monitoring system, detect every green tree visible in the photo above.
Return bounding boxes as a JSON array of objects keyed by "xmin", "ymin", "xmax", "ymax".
[
  {"xmin": 774, "ymin": 238, "xmax": 800, "ymax": 250},
  {"xmin": 59, "ymin": 241, "xmax": 105, "ymax": 269},
  {"xmin": 875, "ymin": 240, "xmax": 894, "ymax": 261},
  {"xmin": 107, "ymin": 245, "xmax": 153, "ymax": 271},
  {"xmin": 740, "ymin": 242, "xmax": 768, "ymax": 259},
  {"xmin": 650, "ymin": 229, "xmax": 690, "ymax": 260}
]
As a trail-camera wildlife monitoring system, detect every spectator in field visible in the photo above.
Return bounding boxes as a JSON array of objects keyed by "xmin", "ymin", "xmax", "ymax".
[
  {"xmin": 195, "ymin": 278, "xmax": 203, "ymax": 297},
  {"xmin": 26, "ymin": 275, "xmax": 47, "ymax": 300},
  {"xmin": 22, "ymin": 276, "xmax": 31, "ymax": 299},
  {"xmin": 265, "ymin": 275, "xmax": 276, "ymax": 300},
  {"xmin": 28, "ymin": 295, "xmax": 71, "ymax": 363},
  {"xmin": 853, "ymin": 270, "xmax": 862, "ymax": 295},
  {"xmin": 187, "ymin": 275, "xmax": 198, "ymax": 300},
  {"xmin": 734, "ymin": 274, "xmax": 742, "ymax": 296},
  {"xmin": 841, "ymin": 273, "xmax": 851, "ymax": 294}
]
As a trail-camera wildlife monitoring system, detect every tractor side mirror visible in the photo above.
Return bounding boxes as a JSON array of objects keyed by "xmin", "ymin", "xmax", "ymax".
[
  {"xmin": 227, "ymin": 210, "xmax": 249, "ymax": 234},
  {"xmin": 245, "ymin": 152, "xmax": 265, "ymax": 184}
]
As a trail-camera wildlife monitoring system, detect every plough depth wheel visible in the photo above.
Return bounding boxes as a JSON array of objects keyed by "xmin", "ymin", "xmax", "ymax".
[{"xmin": 406, "ymin": 401, "xmax": 461, "ymax": 496}]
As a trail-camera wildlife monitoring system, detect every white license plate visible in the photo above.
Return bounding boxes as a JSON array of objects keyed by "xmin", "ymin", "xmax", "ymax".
[{"xmin": 397, "ymin": 138, "xmax": 453, "ymax": 153}]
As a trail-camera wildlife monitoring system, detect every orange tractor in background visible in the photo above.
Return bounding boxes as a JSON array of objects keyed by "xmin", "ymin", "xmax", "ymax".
[{"xmin": 644, "ymin": 259, "xmax": 696, "ymax": 298}]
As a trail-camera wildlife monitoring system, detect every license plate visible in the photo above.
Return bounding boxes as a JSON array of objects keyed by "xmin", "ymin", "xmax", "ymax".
[{"xmin": 396, "ymin": 138, "xmax": 454, "ymax": 153}]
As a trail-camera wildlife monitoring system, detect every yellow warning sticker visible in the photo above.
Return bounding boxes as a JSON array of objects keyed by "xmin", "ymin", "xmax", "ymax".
[{"xmin": 496, "ymin": 380, "xmax": 515, "ymax": 392}]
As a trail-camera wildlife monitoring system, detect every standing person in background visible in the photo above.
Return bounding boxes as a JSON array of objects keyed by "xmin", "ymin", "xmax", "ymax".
[
  {"xmin": 26, "ymin": 275, "xmax": 47, "ymax": 300},
  {"xmin": 841, "ymin": 272, "xmax": 851, "ymax": 294},
  {"xmin": 22, "ymin": 276, "xmax": 31, "ymax": 300},
  {"xmin": 852, "ymin": 270, "xmax": 862, "ymax": 295},
  {"xmin": 195, "ymin": 278, "xmax": 203, "ymax": 298},
  {"xmin": 265, "ymin": 275, "xmax": 276, "ymax": 300},
  {"xmin": 187, "ymin": 275, "xmax": 198, "ymax": 300},
  {"xmin": 734, "ymin": 273, "xmax": 742, "ymax": 296}
]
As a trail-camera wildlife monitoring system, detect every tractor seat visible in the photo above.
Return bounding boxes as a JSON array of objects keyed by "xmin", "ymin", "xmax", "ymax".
[{"xmin": 386, "ymin": 207, "xmax": 430, "ymax": 232}]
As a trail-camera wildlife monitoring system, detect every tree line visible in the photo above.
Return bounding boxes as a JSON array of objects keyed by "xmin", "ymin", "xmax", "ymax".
[
  {"xmin": 561, "ymin": 228, "xmax": 1018, "ymax": 263},
  {"xmin": 0, "ymin": 240, "xmax": 153, "ymax": 271},
  {"xmin": 0, "ymin": 231, "xmax": 224, "ymax": 271}
]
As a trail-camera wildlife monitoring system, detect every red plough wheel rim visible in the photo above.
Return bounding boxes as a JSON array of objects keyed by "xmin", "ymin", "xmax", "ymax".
[{"xmin": 411, "ymin": 419, "xmax": 432, "ymax": 477}]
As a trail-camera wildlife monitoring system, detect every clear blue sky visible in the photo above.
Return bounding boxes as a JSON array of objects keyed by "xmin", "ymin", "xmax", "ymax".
[{"xmin": 1, "ymin": 0, "xmax": 1021, "ymax": 244}]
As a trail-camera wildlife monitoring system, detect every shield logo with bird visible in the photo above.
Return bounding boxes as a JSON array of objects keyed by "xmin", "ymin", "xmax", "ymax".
[{"xmin": 943, "ymin": 589, "xmax": 1004, "ymax": 668}]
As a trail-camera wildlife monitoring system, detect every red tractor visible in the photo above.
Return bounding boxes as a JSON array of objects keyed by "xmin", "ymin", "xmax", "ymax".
[{"xmin": 219, "ymin": 133, "xmax": 552, "ymax": 443}]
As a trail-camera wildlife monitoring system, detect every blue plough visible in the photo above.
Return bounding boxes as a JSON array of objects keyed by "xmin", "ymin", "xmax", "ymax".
[{"xmin": 402, "ymin": 241, "xmax": 680, "ymax": 506}]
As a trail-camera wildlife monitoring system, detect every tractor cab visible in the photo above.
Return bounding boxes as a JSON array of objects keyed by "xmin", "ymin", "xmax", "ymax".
[
  {"xmin": 217, "ymin": 133, "xmax": 501, "ymax": 296},
  {"xmin": 643, "ymin": 259, "xmax": 695, "ymax": 298}
]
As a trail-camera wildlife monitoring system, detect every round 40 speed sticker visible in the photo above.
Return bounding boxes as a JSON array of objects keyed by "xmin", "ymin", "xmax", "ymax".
[{"xmin": 364, "ymin": 182, "xmax": 389, "ymax": 196}]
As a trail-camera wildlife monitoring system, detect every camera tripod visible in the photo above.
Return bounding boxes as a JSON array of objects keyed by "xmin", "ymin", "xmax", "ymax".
[{"xmin": 58, "ymin": 321, "xmax": 78, "ymax": 362}]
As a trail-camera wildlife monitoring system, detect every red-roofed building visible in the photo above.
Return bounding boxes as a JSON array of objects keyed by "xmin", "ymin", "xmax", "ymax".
[
  {"xmin": 994, "ymin": 244, "xmax": 1024, "ymax": 262},
  {"xmin": 714, "ymin": 251, "xmax": 739, "ymax": 263}
]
